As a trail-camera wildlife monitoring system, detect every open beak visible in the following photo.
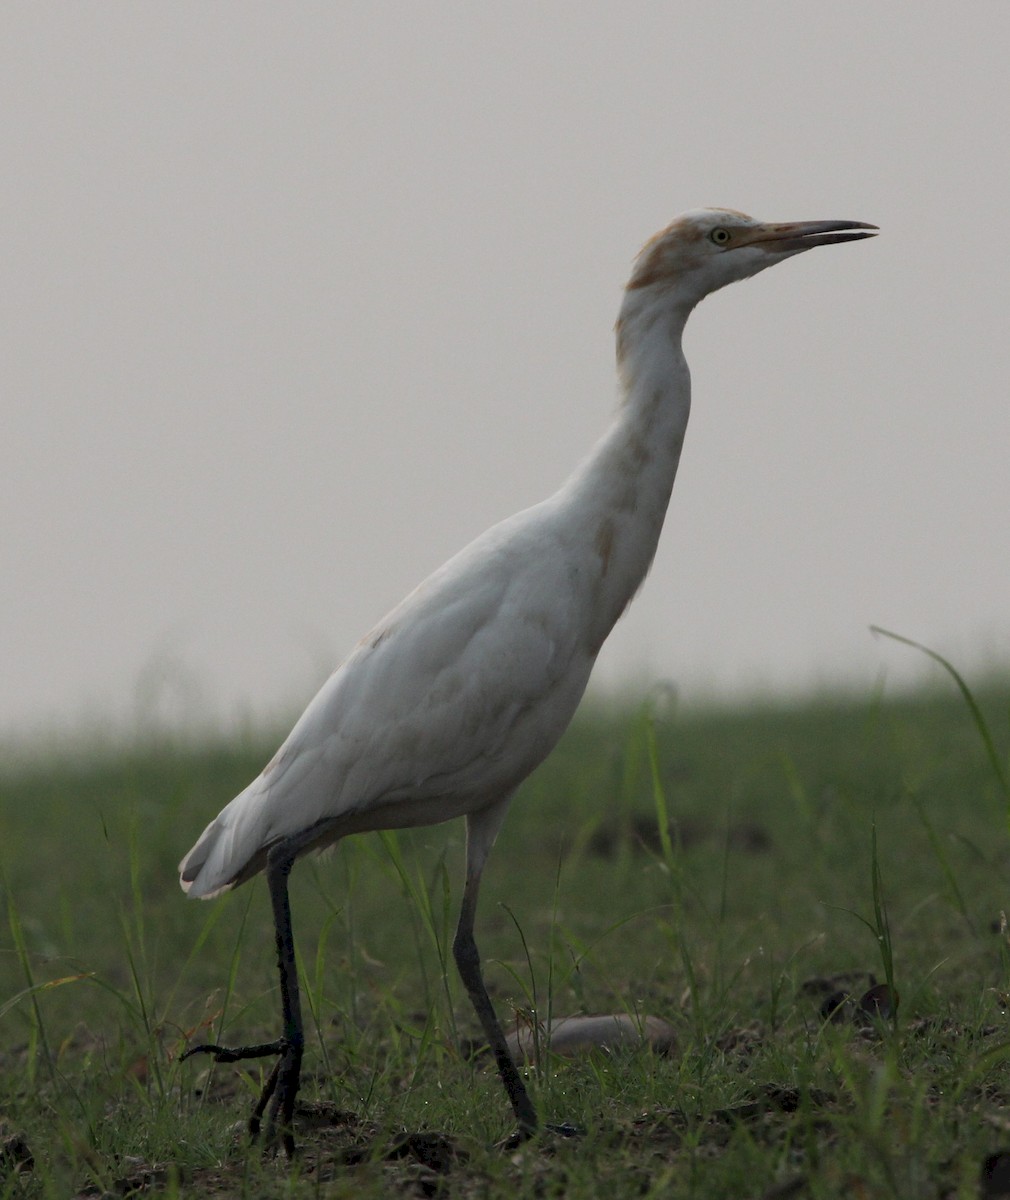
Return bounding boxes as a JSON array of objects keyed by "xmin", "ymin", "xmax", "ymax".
[{"xmin": 744, "ymin": 219, "xmax": 879, "ymax": 253}]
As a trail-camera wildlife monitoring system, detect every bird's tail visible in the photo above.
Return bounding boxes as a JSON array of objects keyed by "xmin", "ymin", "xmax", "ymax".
[{"xmin": 178, "ymin": 781, "xmax": 272, "ymax": 899}]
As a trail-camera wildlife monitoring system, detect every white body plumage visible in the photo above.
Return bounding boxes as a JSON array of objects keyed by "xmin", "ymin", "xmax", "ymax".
[{"xmin": 180, "ymin": 346, "xmax": 688, "ymax": 897}]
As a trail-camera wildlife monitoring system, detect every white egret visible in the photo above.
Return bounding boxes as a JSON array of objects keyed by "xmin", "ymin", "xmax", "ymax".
[{"xmin": 179, "ymin": 209, "xmax": 876, "ymax": 1154}]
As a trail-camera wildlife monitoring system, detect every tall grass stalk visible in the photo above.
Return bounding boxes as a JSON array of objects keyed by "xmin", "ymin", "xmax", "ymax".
[
  {"xmin": 644, "ymin": 716, "xmax": 676, "ymax": 873},
  {"xmin": 3, "ymin": 870, "xmax": 55, "ymax": 1082},
  {"xmin": 844, "ymin": 822, "xmax": 898, "ymax": 1031},
  {"xmin": 911, "ymin": 795, "xmax": 973, "ymax": 933},
  {"xmin": 377, "ymin": 830, "xmax": 456, "ymax": 1031},
  {"xmin": 871, "ymin": 626, "xmax": 1010, "ymax": 808},
  {"xmin": 869, "ymin": 823, "xmax": 897, "ymax": 1027}
]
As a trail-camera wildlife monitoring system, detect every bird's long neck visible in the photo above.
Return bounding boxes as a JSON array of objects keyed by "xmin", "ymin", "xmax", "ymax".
[{"xmin": 559, "ymin": 290, "xmax": 692, "ymax": 654}]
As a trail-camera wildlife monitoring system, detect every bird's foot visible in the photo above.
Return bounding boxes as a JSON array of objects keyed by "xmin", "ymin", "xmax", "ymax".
[
  {"xmin": 249, "ymin": 1039, "xmax": 303, "ymax": 1157},
  {"xmin": 181, "ymin": 1036, "xmax": 303, "ymax": 1158},
  {"xmin": 180, "ymin": 1038, "xmax": 287, "ymax": 1065}
]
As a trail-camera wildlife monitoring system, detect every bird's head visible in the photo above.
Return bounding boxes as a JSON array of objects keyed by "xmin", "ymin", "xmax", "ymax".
[{"xmin": 627, "ymin": 208, "xmax": 877, "ymax": 308}]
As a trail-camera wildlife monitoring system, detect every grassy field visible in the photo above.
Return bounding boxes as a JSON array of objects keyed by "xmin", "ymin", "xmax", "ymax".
[{"xmin": 1, "ymin": 677, "xmax": 1010, "ymax": 1198}]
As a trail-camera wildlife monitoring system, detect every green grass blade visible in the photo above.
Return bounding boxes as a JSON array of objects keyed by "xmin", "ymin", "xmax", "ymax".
[
  {"xmin": 870, "ymin": 625, "xmax": 1010, "ymax": 805},
  {"xmin": 0, "ymin": 973, "xmax": 94, "ymax": 1022}
]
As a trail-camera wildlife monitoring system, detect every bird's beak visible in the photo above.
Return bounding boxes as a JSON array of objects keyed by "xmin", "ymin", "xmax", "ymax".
[{"xmin": 742, "ymin": 219, "xmax": 879, "ymax": 253}]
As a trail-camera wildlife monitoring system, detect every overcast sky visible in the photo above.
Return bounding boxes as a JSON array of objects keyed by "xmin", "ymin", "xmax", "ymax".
[{"xmin": 3, "ymin": 3, "xmax": 1008, "ymax": 741}]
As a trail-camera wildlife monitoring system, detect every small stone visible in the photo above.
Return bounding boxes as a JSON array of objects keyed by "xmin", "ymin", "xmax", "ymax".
[{"xmin": 503, "ymin": 1013, "xmax": 676, "ymax": 1062}]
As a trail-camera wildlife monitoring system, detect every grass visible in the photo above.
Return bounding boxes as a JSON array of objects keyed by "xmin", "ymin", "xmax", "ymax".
[{"xmin": 1, "ymin": 678, "xmax": 1009, "ymax": 1197}]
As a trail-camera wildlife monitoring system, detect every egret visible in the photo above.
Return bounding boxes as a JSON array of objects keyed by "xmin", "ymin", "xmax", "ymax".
[{"xmin": 179, "ymin": 209, "xmax": 876, "ymax": 1154}]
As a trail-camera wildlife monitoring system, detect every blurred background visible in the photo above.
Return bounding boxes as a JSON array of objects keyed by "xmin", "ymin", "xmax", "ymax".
[{"xmin": 2, "ymin": 2, "xmax": 1007, "ymax": 743}]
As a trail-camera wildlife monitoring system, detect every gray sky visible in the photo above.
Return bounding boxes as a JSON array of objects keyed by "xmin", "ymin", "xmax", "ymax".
[{"xmin": 3, "ymin": 3, "xmax": 1008, "ymax": 740}]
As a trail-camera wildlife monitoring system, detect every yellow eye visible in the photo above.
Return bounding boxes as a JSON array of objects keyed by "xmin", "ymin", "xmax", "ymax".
[{"xmin": 710, "ymin": 227, "xmax": 731, "ymax": 246}]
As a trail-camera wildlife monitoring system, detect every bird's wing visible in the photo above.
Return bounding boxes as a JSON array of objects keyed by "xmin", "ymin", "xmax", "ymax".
[
  {"xmin": 271, "ymin": 508, "xmax": 587, "ymax": 818},
  {"xmin": 181, "ymin": 503, "xmax": 592, "ymax": 896}
]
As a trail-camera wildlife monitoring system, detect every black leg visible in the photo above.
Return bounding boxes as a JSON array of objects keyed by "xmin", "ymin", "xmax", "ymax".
[
  {"xmin": 453, "ymin": 872, "xmax": 538, "ymax": 1138},
  {"xmin": 181, "ymin": 840, "xmax": 305, "ymax": 1156},
  {"xmin": 452, "ymin": 801, "xmax": 538, "ymax": 1141},
  {"xmin": 254, "ymin": 843, "xmax": 304, "ymax": 1153}
]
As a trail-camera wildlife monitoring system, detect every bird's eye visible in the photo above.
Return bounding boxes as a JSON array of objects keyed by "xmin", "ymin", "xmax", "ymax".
[{"xmin": 710, "ymin": 227, "xmax": 731, "ymax": 246}]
